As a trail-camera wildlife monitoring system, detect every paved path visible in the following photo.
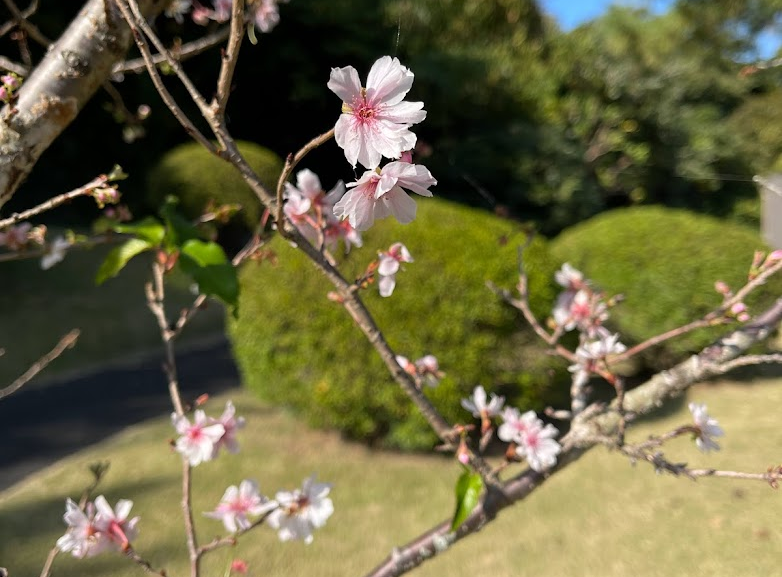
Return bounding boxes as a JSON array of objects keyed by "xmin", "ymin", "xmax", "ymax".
[{"xmin": 0, "ymin": 337, "xmax": 240, "ymax": 491}]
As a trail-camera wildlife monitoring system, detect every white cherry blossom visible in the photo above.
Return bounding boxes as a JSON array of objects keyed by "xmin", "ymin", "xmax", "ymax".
[
  {"xmin": 205, "ymin": 480, "xmax": 276, "ymax": 533},
  {"xmin": 328, "ymin": 56, "xmax": 426, "ymax": 169},
  {"xmin": 688, "ymin": 402, "xmax": 724, "ymax": 452},
  {"xmin": 171, "ymin": 410, "xmax": 225, "ymax": 466},
  {"xmin": 267, "ymin": 475, "xmax": 333, "ymax": 544}
]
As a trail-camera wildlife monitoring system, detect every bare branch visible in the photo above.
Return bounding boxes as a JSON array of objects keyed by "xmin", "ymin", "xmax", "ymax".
[
  {"xmin": 213, "ymin": 0, "xmax": 246, "ymax": 113},
  {"xmin": 114, "ymin": 27, "xmax": 231, "ymax": 75},
  {"xmin": 0, "ymin": 0, "xmax": 166, "ymax": 207},
  {"xmin": 0, "ymin": 329, "xmax": 79, "ymax": 401}
]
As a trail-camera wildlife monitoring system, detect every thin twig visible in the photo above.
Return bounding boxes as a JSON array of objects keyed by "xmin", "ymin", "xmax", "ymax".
[
  {"xmin": 0, "ymin": 329, "xmax": 79, "ymax": 401},
  {"xmin": 38, "ymin": 546, "xmax": 58, "ymax": 577},
  {"xmin": 114, "ymin": 27, "xmax": 231, "ymax": 75},
  {"xmin": 124, "ymin": 547, "xmax": 168, "ymax": 577},
  {"xmin": 113, "ymin": 0, "xmax": 216, "ymax": 155},
  {"xmin": 0, "ymin": 175, "xmax": 108, "ymax": 229},
  {"xmin": 274, "ymin": 128, "xmax": 335, "ymax": 227},
  {"xmin": 1, "ymin": 0, "xmax": 49, "ymax": 46}
]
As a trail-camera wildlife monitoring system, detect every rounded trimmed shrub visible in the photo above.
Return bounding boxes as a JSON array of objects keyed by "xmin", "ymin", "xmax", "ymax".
[
  {"xmin": 146, "ymin": 141, "xmax": 283, "ymax": 251},
  {"xmin": 229, "ymin": 198, "xmax": 567, "ymax": 450},
  {"xmin": 550, "ymin": 206, "xmax": 782, "ymax": 366}
]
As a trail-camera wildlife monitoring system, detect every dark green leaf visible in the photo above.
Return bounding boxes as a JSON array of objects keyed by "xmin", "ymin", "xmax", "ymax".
[
  {"xmin": 95, "ymin": 238, "xmax": 154, "ymax": 285},
  {"xmin": 159, "ymin": 196, "xmax": 200, "ymax": 249},
  {"xmin": 450, "ymin": 469, "xmax": 483, "ymax": 532},
  {"xmin": 179, "ymin": 239, "xmax": 239, "ymax": 313}
]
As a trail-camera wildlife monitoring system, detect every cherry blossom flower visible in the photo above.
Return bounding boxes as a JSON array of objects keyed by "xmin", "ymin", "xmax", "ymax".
[
  {"xmin": 396, "ymin": 354, "xmax": 444, "ymax": 387},
  {"xmin": 554, "ymin": 262, "xmax": 584, "ymax": 290},
  {"xmin": 328, "ymin": 56, "xmax": 426, "ymax": 169},
  {"xmin": 333, "ymin": 161, "xmax": 435, "ymax": 231},
  {"xmin": 210, "ymin": 401, "xmax": 245, "ymax": 457},
  {"xmin": 568, "ymin": 333, "xmax": 626, "ymax": 388},
  {"xmin": 323, "ymin": 218, "xmax": 363, "ymax": 254},
  {"xmin": 461, "ymin": 385, "xmax": 505, "ymax": 419},
  {"xmin": 41, "ymin": 236, "xmax": 70, "ymax": 270},
  {"xmin": 267, "ymin": 475, "xmax": 334, "ymax": 544},
  {"xmin": 688, "ymin": 402, "xmax": 724, "ymax": 452},
  {"xmin": 552, "ymin": 288, "xmax": 609, "ymax": 336},
  {"xmin": 57, "ymin": 499, "xmax": 108, "ymax": 558},
  {"xmin": 497, "ymin": 407, "xmax": 538, "ymax": 444},
  {"xmin": 205, "ymin": 480, "xmax": 276, "ymax": 533},
  {"xmin": 252, "ymin": 0, "xmax": 281, "ymax": 32},
  {"xmin": 0, "ymin": 223, "xmax": 31, "ymax": 250},
  {"xmin": 231, "ymin": 559, "xmax": 249, "ymax": 574},
  {"xmin": 93, "ymin": 496, "xmax": 140, "ymax": 551},
  {"xmin": 171, "ymin": 410, "xmax": 225, "ymax": 466},
  {"xmin": 377, "ymin": 242, "xmax": 413, "ymax": 297},
  {"xmin": 514, "ymin": 416, "xmax": 561, "ymax": 472}
]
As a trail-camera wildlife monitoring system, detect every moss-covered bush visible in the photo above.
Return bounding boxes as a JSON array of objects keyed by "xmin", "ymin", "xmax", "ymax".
[
  {"xmin": 550, "ymin": 206, "xmax": 782, "ymax": 366},
  {"xmin": 229, "ymin": 198, "xmax": 567, "ymax": 450},
  {"xmin": 146, "ymin": 141, "xmax": 283, "ymax": 251}
]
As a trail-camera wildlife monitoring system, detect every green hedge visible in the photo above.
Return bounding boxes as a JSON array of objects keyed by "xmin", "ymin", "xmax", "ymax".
[
  {"xmin": 229, "ymin": 198, "xmax": 567, "ymax": 450},
  {"xmin": 146, "ymin": 141, "xmax": 283, "ymax": 250},
  {"xmin": 550, "ymin": 206, "xmax": 782, "ymax": 367}
]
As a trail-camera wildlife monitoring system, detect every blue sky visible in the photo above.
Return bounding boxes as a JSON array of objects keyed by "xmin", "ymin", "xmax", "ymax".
[
  {"xmin": 538, "ymin": 0, "xmax": 675, "ymax": 31},
  {"xmin": 538, "ymin": 0, "xmax": 780, "ymax": 58}
]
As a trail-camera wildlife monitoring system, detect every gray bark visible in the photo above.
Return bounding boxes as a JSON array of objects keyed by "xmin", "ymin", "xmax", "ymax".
[{"xmin": 0, "ymin": 0, "xmax": 166, "ymax": 208}]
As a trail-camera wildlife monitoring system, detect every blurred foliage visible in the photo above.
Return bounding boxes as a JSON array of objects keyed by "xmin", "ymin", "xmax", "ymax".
[
  {"xmin": 229, "ymin": 198, "xmax": 568, "ymax": 450},
  {"xmin": 5, "ymin": 0, "xmax": 782, "ymax": 233},
  {"xmin": 146, "ymin": 141, "xmax": 283, "ymax": 253},
  {"xmin": 550, "ymin": 206, "xmax": 782, "ymax": 368}
]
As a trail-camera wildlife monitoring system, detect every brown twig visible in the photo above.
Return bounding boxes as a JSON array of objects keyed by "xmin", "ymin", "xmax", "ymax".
[
  {"xmin": 38, "ymin": 546, "xmax": 58, "ymax": 577},
  {"xmin": 212, "ymin": 0, "xmax": 245, "ymax": 114},
  {"xmin": 113, "ymin": 0, "xmax": 216, "ymax": 155},
  {"xmin": 0, "ymin": 174, "xmax": 108, "ymax": 230},
  {"xmin": 274, "ymin": 128, "xmax": 336, "ymax": 228},
  {"xmin": 0, "ymin": 329, "xmax": 79, "ymax": 401},
  {"xmin": 124, "ymin": 547, "xmax": 168, "ymax": 577},
  {"xmin": 1, "ymin": 0, "xmax": 49, "ymax": 46},
  {"xmin": 114, "ymin": 27, "xmax": 231, "ymax": 75}
]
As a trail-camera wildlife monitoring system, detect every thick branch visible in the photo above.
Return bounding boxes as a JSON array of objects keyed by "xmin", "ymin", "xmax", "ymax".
[
  {"xmin": 364, "ymin": 297, "xmax": 782, "ymax": 577},
  {"xmin": 0, "ymin": 0, "xmax": 166, "ymax": 207}
]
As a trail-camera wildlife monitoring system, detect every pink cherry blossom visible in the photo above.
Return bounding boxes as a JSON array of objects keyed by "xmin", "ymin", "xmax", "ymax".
[
  {"xmin": 252, "ymin": 0, "xmax": 281, "ymax": 33},
  {"xmin": 688, "ymin": 402, "xmax": 724, "ymax": 452},
  {"xmin": 267, "ymin": 475, "xmax": 334, "ymax": 544},
  {"xmin": 568, "ymin": 333, "xmax": 626, "ymax": 388},
  {"xmin": 333, "ymin": 162, "xmax": 435, "ymax": 231},
  {"xmin": 211, "ymin": 401, "xmax": 245, "ymax": 457},
  {"xmin": 204, "ymin": 480, "xmax": 275, "ymax": 533},
  {"xmin": 328, "ymin": 56, "xmax": 426, "ymax": 169},
  {"xmin": 377, "ymin": 242, "xmax": 413, "ymax": 297},
  {"xmin": 497, "ymin": 407, "xmax": 538, "ymax": 444},
  {"xmin": 56, "ymin": 499, "xmax": 108, "ymax": 558},
  {"xmin": 93, "ymin": 496, "xmax": 140, "ymax": 551},
  {"xmin": 515, "ymin": 417, "xmax": 561, "ymax": 472},
  {"xmin": 171, "ymin": 410, "xmax": 225, "ymax": 466}
]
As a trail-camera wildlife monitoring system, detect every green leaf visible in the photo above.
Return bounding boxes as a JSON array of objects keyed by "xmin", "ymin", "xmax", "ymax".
[
  {"xmin": 106, "ymin": 165, "xmax": 128, "ymax": 181},
  {"xmin": 95, "ymin": 238, "xmax": 154, "ymax": 285},
  {"xmin": 113, "ymin": 216, "xmax": 166, "ymax": 246},
  {"xmin": 159, "ymin": 196, "xmax": 200, "ymax": 249},
  {"xmin": 450, "ymin": 469, "xmax": 483, "ymax": 532},
  {"xmin": 178, "ymin": 239, "xmax": 239, "ymax": 313}
]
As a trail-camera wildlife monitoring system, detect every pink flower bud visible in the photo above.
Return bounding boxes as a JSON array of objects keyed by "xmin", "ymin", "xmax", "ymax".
[
  {"xmin": 730, "ymin": 302, "xmax": 747, "ymax": 315},
  {"xmin": 768, "ymin": 250, "xmax": 782, "ymax": 264},
  {"xmin": 714, "ymin": 281, "xmax": 730, "ymax": 295},
  {"xmin": 737, "ymin": 312, "xmax": 751, "ymax": 323}
]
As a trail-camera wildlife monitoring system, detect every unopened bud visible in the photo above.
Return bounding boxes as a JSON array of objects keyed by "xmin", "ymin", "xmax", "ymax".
[{"xmin": 714, "ymin": 281, "xmax": 730, "ymax": 295}]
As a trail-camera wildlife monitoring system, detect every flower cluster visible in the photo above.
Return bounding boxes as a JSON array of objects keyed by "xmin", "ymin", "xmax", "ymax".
[
  {"xmin": 0, "ymin": 73, "xmax": 21, "ymax": 103},
  {"xmin": 283, "ymin": 169, "xmax": 362, "ymax": 253},
  {"xmin": 551, "ymin": 263, "xmax": 609, "ymax": 338},
  {"xmin": 205, "ymin": 475, "xmax": 334, "ymax": 544},
  {"xmin": 171, "ymin": 401, "xmax": 245, "ymax": 466},
  {"xmin": 328, "ymin": 57, "xmax": 436, "ymax": 230},
  {"xmin": 396, "ymin": 353, "xmax": 444, "ymax": 388},
  {"xmin": 57, "ymin": 496, "xmax": 139, "ymax": 558},
  {"xmin": 568, "ymin": 332, "xmax": 627, "ymax": 389},
  {"xmin": 461, "ymin": 386, "xmax": 561, "ymax": 472},
  {"xmin": 165, "ymin": 0, "xmax": 288, "ymax": 34}
]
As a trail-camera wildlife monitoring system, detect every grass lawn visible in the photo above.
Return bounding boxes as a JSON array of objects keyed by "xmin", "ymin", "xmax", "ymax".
[
  {"xmin": 0, "ymin": 242, "xmax": 225, "ymax": 386},
  {"xmin": 1, "ymin": 377, "xmax": 781, "ymax": 577}
]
